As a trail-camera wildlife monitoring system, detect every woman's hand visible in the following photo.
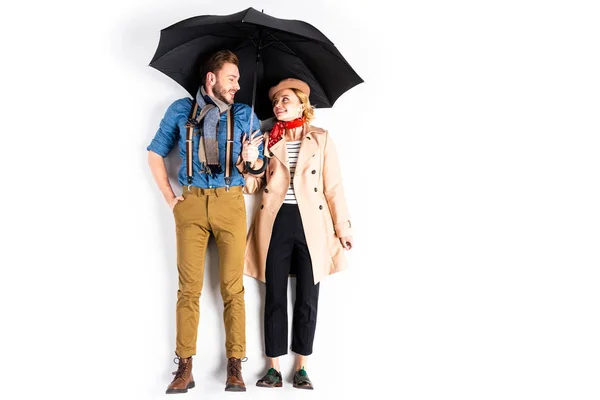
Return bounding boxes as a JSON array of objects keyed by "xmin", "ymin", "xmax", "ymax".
[
  {"xmin": 242, "ymin": 130, "xmax": 262, "ymax": 166},
  {"xmin": 340, "ymin": 236, "xmax": 353, "ymax": 250}
]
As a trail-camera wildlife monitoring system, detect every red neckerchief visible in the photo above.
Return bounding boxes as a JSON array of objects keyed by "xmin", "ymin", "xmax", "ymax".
[{"xmin": 268, "ymin": 117, "xmax": 305, "ymax": 149}]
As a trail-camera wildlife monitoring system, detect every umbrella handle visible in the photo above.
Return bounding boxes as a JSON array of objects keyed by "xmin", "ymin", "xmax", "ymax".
[{"xmin": 245, "ymin": 161, "xmax": 267, "ymax": 175}]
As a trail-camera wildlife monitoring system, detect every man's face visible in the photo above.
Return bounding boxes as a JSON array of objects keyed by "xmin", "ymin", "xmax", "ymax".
[{"xmin": 210, "ymin": 62, "xmax": 240, "ymax": 105}]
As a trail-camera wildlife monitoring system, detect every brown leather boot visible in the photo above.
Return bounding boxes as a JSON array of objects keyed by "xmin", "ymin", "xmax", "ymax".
[
  {"xmin": 166, "ymin": 356, "xmax": 195, "ymax": 394},
  {"xmin": 225, "ymin": 357, "xmax": 247, "ymax": 392}
]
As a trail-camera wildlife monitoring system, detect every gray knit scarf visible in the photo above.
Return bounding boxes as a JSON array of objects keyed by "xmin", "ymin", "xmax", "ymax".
[{"xmin": 195, "ymin": 87, "xmax": 230, "ymax": 176}]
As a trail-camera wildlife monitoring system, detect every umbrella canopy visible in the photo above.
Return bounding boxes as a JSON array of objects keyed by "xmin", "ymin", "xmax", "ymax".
[{"xmin": 149, "ymin": 7, "xmax": 363, "ymax": 121}]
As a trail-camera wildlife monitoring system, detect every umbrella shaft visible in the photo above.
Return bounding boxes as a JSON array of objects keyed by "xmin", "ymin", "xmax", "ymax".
[{"xmin": 249, "ymin": 41, "xmax": 261, "ymax": 134}]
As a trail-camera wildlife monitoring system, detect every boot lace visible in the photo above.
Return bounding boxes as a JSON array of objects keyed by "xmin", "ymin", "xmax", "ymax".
[
  {"xmin": 172, "ymin": 356, "xmax": 191, "ymax": 380},
  {"xmin": 227, "ymin": 357, "xmax": 247, "ymax": 379}
]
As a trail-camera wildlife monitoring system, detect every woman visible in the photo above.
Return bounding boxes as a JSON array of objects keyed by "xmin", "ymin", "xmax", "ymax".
[{"xmin": 243, "ymin": 78, "xmax": 353, "ymax": 390}]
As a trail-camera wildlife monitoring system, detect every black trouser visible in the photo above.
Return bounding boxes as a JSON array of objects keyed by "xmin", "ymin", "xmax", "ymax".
[{"xmin": 265, "ymin": 204, "xmax": 320, "ymax": 357}]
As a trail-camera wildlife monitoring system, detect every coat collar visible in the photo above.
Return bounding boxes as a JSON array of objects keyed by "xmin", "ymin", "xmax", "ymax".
[
  {"xmin": 269, "ymin": 136, "xmax": 288, "ymax": 168},
  {"xmin": 267, "ymin": 123, "xmax": 318, "ymax": 171}
]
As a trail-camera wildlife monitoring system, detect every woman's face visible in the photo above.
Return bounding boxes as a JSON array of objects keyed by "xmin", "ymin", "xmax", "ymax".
[{"xmin": 272, "ymin": 89, "xmax": 304, "ymax": 121}]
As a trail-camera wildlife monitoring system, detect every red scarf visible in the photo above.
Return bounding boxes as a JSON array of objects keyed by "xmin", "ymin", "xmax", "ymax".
[{"xmin": 268, "ymin": 117, "xmax": 306, "ymax": 149}]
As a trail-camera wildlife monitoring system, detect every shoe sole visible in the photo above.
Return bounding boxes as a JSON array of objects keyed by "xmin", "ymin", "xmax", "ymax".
[
  {"xmin": 225, "ymin": 384, "xmax": 246, "ymax": 392},
  {"xmin": 293, "ymin": 383, "xmax": 314, "ymax": 390},
  {"xmin": 166, "ymin": 381, "xmax": 195, "ymax": 394},
  {"xmin": 256, "ymin": 381, "xmax": 283, "ymax": 388}
]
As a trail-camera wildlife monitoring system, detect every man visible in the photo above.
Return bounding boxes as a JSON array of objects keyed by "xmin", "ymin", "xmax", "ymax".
[{"xmin": 147, "ymin": 50, "xmax": 264, "ymax": 393}]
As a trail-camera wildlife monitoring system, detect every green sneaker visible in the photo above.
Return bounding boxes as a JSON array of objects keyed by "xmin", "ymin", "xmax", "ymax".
[
  {"xmin": 293, "ymin": 367, "xmax": 314, "ymax": 390},
  {"xmin": 256, "ymin": 368, "xmax": 283, "ymax": 388}
]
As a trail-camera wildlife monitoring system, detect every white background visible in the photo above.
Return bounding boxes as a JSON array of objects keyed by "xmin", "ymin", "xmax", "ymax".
[{"xmin": 1, "ymin": 1, "xmax": 599, "ymax": 399}]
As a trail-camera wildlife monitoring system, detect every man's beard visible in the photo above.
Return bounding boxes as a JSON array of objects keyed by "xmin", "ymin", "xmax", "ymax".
[{"xmin": 213, "ymin": 82, "xmax": 234, "ymax": 105}]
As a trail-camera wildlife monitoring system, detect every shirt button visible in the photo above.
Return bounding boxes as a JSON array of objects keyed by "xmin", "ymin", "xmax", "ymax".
[
  {"xmin": 314, "ymin": 187, "xmax": 317, "ymax": 192},
  {"xmin": 311, "ymin": 170, "xmax": 316, "ymax": 174},
  {"xmin": 269, "ymin": 151, "xmax": 274, "ymax": 157},
  {"xmin": 319, "ymin": 205, "xmax": 323, "ymax": 210}
]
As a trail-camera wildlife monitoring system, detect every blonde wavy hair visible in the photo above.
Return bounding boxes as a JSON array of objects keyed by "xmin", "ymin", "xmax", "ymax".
[{"xmin": 291, "ymin": 88, "xmax": 315, "ymax": 124}]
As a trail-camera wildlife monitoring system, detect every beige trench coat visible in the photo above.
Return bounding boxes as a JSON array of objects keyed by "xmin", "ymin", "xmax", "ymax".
[{"xmin": 243, "ymin": 124, "xmax": 353, "ymax": 284}]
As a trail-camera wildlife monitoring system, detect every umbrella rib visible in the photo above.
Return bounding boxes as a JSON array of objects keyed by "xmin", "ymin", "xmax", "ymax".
[
  {"xmin": 256, "ymin": 29, "xmax": 338, "ymax": 105},
  {"xmin": 259, "ymin": 31, "xmax": 300, "ymax": 57},
  {"xmin": 266, "ymin": 28, "xmax": 358, "ymax": 71},
  {"xmin": 153, "ymin": 23, "xmax": 329, "ymax": 64},
  {"xmin": 151, "ymin": 25, "xmax": 261, "ymax": 64}
]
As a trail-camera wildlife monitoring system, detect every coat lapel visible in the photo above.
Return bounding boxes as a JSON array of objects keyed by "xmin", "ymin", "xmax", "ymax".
[{"xmin": 269, "ymin": 137, "xmax": 288, "ymax": 170}]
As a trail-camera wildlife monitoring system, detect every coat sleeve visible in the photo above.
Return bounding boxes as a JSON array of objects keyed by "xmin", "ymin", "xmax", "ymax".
[
  {"xmin": 322, "ymin": 131, "xmax": 353, "ymax": 238},
  {"xmin": 243, "ymin": 170, "xmax": 266, "ymax": 194}
]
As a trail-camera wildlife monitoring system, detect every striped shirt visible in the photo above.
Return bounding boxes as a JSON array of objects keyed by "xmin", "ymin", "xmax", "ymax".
[{"xmin": 284, "ymin": 141, "xmax": 301, "ymax": 204}]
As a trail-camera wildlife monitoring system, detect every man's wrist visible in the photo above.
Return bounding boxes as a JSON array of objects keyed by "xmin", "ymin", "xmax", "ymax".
[{"xmin": 164, "ymin": 193, "xmax": 176, "ymax": 204}]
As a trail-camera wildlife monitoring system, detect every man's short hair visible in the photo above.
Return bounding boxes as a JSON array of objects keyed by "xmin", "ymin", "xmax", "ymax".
[{"xmin": 202, "ymin": 50, "xmax": 239, "ymax": 85}]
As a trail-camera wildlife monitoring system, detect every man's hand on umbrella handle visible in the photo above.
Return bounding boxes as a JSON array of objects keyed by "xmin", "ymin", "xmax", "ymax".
[
  {"xmin": 340, "ymin": 236, "xmax": 353, "ymax": 250},
  {"xmin": 242, "ymin": 130, "xmax": 262, "ymax": 165}
]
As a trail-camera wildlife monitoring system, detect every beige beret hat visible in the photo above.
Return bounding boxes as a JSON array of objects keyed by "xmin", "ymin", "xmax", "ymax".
[{"xmin": 268, "ymin": 78, "xmax": 310, "ymax": 101}]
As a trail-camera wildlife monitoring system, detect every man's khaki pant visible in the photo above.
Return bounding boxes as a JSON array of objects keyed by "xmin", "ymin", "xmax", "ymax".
[{"xmin": 172, "ymin": 186, "xmax": 246, "ymax": 359}]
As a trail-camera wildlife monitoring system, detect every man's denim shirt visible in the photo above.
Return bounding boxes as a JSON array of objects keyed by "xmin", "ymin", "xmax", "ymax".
[{"xmin": 147, "ymin": 97, "xmax": 264, "ymax": 188}]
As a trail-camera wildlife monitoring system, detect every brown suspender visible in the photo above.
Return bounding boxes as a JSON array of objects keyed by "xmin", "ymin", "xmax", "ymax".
[
  {"xmin": 185, "ymin": 101, "xmax": 199, "ymax": 187},
  {"xmin": 225, "ymin": 108, "xmax": 234, "ymax": 189}
]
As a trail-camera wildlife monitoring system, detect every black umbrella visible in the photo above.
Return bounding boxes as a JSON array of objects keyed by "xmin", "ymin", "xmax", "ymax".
[{"xmin": 149, "ymin": 7, "xmax": 363, "ymax": 127}]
